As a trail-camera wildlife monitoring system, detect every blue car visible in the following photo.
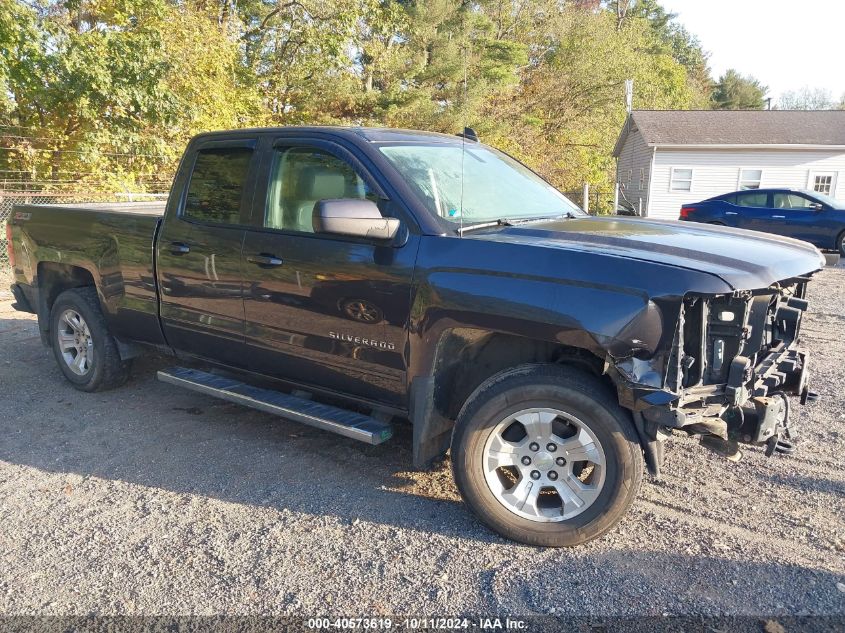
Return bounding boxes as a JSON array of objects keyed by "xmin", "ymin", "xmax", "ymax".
[{"xmin": 679, "ymin": 188, "xmax": 845, "ymax": 255}]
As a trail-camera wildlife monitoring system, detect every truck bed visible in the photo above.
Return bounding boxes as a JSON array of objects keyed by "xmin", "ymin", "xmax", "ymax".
[{"xmin": 10, "ymin": 200, "xmax": 167, "ymax": 348}]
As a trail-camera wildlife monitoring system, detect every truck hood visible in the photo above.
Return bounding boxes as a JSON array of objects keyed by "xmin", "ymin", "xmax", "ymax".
[{"xmin": 465, "ymin": 216, "xmax": 826, "ymax": 291}]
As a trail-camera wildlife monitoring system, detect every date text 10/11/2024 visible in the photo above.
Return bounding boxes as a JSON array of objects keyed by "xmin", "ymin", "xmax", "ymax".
[{"xmin": 305, "ymin": 617, "xmax": 529, "ymax": 630}]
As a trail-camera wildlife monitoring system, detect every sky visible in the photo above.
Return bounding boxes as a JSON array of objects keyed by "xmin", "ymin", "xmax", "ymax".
[{"xmin": 661, "ymin": 0, "xmax": 845, "ymax": 104}]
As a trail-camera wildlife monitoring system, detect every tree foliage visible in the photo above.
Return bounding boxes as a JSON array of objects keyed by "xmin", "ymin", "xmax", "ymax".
[
  {"xmin": 777, "ymin": 87, "xmax": 838, "ymax": 111},
  {"xmin": 0, "ymin": 0, "xmax": 712, "ymax": 198},
  {"xmin": 711, "ymin": 69, "xmax": 767, "ymax": 110}
]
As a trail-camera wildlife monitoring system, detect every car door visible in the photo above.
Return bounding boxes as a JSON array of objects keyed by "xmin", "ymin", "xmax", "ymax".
[
  {"xmin": 240, "ymin": 137, "xmax": 418, "ymax": 407},
  {"xmin": 730, "ymin": 190, "xmax": 773, "ymax": 232},
  {"xmin": 769, "ymin": 191, "xmax": 828, "ymax": 245},
  {"xmin": 156, "ymin": 138, "xmax": 260, "ymax": 365}
]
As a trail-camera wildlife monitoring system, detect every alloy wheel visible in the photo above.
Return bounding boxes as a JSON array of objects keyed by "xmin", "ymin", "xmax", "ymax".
[
  {"xmin": 56, "ymin": 309, "xmax": 95, "ymax": 376},
  {"xmin": 483, "ymin": 408, "xmax": 606, "ymax": 522}
]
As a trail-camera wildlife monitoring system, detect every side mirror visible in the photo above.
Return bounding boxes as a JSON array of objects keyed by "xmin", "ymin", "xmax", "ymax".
[
  {"xmin": 810, "ymin": 202, "xmax": 824, "ymax": 211},
  {"xmin": 313, "ymin": 199, "xmax": 401, "ymax": 241}
]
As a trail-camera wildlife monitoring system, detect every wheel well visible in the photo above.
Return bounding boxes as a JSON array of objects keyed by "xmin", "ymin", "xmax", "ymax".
[
  {"xmin": 433, "ymin": 329, "xmax": 610, "ymax": 422},
  {"xmin": 37, "ymin": 262, "xmax": 96, "ymax": 340}
]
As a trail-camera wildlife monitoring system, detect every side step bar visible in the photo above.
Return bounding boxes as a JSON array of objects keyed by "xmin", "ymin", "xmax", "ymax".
[{"xmin": 157, "ymin": 367, "xmax": 393, "ymax": 445}]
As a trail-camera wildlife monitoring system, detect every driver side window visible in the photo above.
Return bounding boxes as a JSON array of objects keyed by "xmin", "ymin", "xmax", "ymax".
[
  {"xmin": 772, "ymin": 193, "xmax": 817, "ymax": 210},
  {"xmin": 265, "ymin": 147, "xmax": 378, "ymax": 232}
]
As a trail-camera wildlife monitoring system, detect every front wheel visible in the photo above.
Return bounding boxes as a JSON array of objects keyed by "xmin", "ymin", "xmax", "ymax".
[
  {"xmin": 451, "ymin": 364, "xmax": 643, "ymax": 547},
  {"xmin": 837, "ymin": 231, "xmax": 845, "ymax": 257},
  {"xmin": 49, "ymin": 287, "xmax": 131, "ymax": 391}
]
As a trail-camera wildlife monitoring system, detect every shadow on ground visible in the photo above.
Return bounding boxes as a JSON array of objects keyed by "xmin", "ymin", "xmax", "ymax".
[{"xmin": 0, "ymin": 315, "xmax": 486, "ymax": 541}]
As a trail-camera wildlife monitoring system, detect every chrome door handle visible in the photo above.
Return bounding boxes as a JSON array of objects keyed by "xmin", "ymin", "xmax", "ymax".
[
  {"xmin": 771, "ymin": 215, "xmax": 786, "ymax": 219},
  {"xmin": 247, "ymin": 254, "xmax": 284, "ymax": 267},
  {"xmin": 725, "ymin": 212, "xmax": 738, "ymax": 216},
  {"xmin": 169, "ymin": 242, "xmax": 190, "ymax": 255}
]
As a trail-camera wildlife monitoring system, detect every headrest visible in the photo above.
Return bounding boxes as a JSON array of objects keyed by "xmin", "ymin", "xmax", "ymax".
[{"xmin": 297, "ymin": 166, "xmax": 348, "ymax": 199}]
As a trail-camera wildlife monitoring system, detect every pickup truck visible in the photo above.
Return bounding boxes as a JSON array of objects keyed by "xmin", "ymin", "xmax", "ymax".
[{"xmin": 6, "ymin": 126, "xmax": 825, "ymax": 547}]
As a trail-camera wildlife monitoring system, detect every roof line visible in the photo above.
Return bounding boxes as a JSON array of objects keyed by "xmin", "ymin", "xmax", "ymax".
[{"xmin": 652, "ymin": 143, "xmax": 845, "ymax": 150}]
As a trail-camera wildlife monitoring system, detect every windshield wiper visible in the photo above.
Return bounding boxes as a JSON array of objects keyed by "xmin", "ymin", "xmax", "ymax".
[
  {"xmin": 456, "ymin": 218, "xmax": 513, "ymax": 235},
  {"xmin": 456, "ymin": 213, "xmax": 579, "ymax": 235}
]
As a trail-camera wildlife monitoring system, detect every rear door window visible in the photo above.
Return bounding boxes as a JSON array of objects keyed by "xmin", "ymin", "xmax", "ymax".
[
  {"xmin": 183, "ymin": 148, "xmax": 253, "ymax": 225},
  {"xmin": 735, "ymin": 191, "xmax": 769, "ymax": 208}
]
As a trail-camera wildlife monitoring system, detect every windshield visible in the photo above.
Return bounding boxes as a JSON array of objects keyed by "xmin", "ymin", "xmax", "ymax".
[
  {"xmin": 378, "ymin": 143, "xmax": 585, "ymax": 224},
  {"xmin": 800, "ymin": 189, "xmax": 844, "ymax": 209}
]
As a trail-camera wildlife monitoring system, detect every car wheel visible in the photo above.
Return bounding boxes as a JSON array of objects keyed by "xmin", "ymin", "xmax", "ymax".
[
  {"xmin": 49, "ymin": 287, "xmax": 131, "ymax": 392},
  {"xmin": 838, "ymin": 231, "xmax": 845, "ymax": 257},
  {"xmin": 451, "ymin": 364, "xmax": 643, "ymax": 547}
]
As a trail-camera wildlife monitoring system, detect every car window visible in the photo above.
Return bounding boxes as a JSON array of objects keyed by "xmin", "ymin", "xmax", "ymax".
[
  {"xmin": 183, "ymin": 148, "xmax": 253, "ymax": 224},
  {"xmin": 265, "ymin": 147, "xmax": 378, "ymax": 233},
  {"xmin": 719, "ymin": 194, "xmax": 737, "ymax": 205},
  {"xmin": 772, "ymin": 193, "xmax": 817, "ymax": 210},
  {"xmin": 735, "ymin": 191, "xmax": 769, "ymax": 208}
]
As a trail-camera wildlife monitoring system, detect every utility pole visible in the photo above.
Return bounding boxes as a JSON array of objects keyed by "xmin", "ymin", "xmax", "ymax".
[{"xmin": 625, "ymin": 79, "xmax": 634, "ymax": 114}]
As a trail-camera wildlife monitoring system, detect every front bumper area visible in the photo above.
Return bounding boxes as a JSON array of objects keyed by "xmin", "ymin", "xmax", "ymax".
[
  {"xmin": 614, "ymin": 275, "xmax": 820, "ymax": 473},
  {"xmin": 644, "ymin": 343, "xmax": 812, "ymax": 437}
]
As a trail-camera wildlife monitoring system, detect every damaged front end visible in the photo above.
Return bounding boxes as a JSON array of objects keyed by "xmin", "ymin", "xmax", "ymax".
[{"xmin": 609, "ymin": 275, "xmax": 818, "ymax": 475}]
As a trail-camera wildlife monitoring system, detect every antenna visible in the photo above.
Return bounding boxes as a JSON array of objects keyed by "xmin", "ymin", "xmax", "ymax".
[{"xmin": 459, "ymin": 4, "xmax": 469, "ymax": 237}]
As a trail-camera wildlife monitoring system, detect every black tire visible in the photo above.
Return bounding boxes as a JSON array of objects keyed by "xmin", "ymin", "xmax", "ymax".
[
  {"xmin": 451, "ymin": 364, "xmax": 643, "ymax": 547},
  {"xmin": 49, "ymin": 287, "xmax": 130, "ymax": 392},
  {"xmin": 837, "ymin": 231, "xmax": 845, "ymax": 257}
]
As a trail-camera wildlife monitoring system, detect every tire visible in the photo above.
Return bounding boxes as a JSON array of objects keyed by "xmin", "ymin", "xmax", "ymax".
[
  {"xmin": 451, "ymin": 364, "xmax": 643, "ymax": 547},
  {"xmin": 49, "ymin": 287, "xmax": 130, "ymax": 391},
  {"xmin": 837, "ymin": 231, "xmax": 845, "ymax": 257}
]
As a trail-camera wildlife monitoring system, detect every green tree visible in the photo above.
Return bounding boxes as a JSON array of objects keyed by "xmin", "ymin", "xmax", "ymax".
[
  {"xmin": 0, "ymin": 0, "xmax": 719, "ymax": 206},
  {"xmin": 488, "ymin": 6, "xmax": 699, "ymax": 195},
  {"xmin": 0, "ymin": 0, "xmax": 262, "ymax": 191},
  {"xmin": 711, "ymin": 69, "xmax": 767, "ymax": 110}
]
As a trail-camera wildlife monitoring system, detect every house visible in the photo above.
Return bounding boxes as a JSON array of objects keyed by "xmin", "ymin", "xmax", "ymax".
[{"xmin": 612, "ymin": 110, "xmax": 845, "ymax": 219}]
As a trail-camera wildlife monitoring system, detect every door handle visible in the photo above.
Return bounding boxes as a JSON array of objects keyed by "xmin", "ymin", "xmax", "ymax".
[
  {"xmin": 771, "ymin": 215, "xmax": 786, "ymax": 219},
  {"xmin": 169, "ymin": 242, "xmax": 190, "ymax": 255},
  {"xmin": 725, "ymin": 212, "xmax": 738, "ymax": 216},
  {"xmin": 247, "ymin": 253, "xmax": 284, "ymax": 267}
]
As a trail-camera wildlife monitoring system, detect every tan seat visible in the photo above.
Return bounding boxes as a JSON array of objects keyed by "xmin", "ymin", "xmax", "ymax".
[{"xmin": 284, "ymin": 167, "xmax": 350, "ymax": 233}]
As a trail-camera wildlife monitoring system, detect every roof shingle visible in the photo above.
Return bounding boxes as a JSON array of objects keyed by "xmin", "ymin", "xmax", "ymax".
[{"xmin": 619, "ymin": 110, "xmax": 845, "ymax": 151}]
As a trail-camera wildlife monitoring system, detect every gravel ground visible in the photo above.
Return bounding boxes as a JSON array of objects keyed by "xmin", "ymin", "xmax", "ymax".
[{"xmin": 0, "ymin": 264, "xmax": 843, "ymax": 622}]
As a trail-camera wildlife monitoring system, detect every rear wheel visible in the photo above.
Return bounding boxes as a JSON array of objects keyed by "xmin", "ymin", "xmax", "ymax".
[
  {"xmin": 837, "ymin": 231, "xmax": 845, "ymax": 257},
  {"xmin": 451, "ymin": 364, "xmax": 643, "ymax": 547},
  {"xmin": 49, "ymin": 287, "xmax": 130, "ymax": 391}
]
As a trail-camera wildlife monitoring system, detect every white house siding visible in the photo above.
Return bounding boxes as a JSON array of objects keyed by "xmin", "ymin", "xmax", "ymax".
[
  {"xmin": 615, "ymin": 125, "xmax": 654, "ymax": 215},
  {"xmin": 646, "ymin": 147, "xmax": 845, "ymax": 219}
]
